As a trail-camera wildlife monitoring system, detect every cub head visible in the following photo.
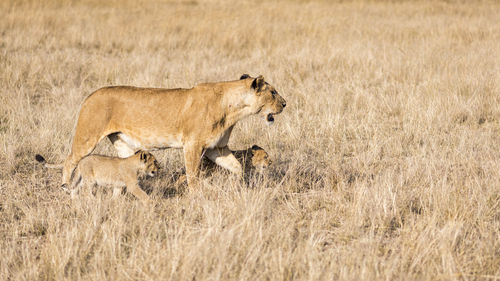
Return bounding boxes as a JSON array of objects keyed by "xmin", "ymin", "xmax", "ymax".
[
  {"xmin": 240, "ymin": 74, "xmax": 286, "ymax": 125},
  {"xmin": 250, "ymin": 145, "xmax": 272, "ymax": 170},
  {"xmin": 136, "ymin": 151, "xmax": 160, "ymax": 177}
]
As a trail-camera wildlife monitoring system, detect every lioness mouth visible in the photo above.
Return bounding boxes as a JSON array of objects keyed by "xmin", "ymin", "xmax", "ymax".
[{"xmin": 266, "ymin": 114, "xmax": 274, "ymax": 122}]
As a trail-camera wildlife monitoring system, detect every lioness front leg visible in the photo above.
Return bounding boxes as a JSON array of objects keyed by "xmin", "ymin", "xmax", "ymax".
[
  {"xmin": 183, "ymin": 143, "xmax": 203, "ymax": 187},
  {"xmin": 205, "ymin": 147, "xmax": 242, "ymax": 176}
]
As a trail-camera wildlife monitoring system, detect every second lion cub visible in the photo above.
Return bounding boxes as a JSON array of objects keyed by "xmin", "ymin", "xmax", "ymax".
[{"xmin": 69, "ymin": 151, "xmax": 160, "ymax": 201}]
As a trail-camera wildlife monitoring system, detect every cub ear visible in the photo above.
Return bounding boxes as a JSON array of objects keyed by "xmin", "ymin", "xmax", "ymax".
[
  {"xmin": 251, "ymin": 75, "xmax": 265, "ymax": 91},
  {"xmin": 139, "ymin": 152, "xmax": 147, "ymax": 161},
  {"xmin": 251, "ymin": 145, "xmax": 263, "ymax": 155},
  {"xmin": 240, "ymin": 74, "xmax": 250, "ymax": 80},
  {"xmin": 251, "ymin": 145, "xmax": 262, "ymax": 151}
]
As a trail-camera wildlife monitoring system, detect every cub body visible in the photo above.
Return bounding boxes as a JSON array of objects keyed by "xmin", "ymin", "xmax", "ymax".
[{"xmin": 70, "ymin": 151, "xmax": 159, "ymax": 201}]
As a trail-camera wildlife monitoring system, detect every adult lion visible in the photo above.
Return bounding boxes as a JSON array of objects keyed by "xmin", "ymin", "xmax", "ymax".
[{"xmin": 54, "ymin": 74, "xmax": 285, "ymax": 188}]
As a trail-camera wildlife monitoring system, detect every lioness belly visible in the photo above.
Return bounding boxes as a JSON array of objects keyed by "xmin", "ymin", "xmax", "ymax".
[{"xmin": 118, "ymin": 133, "xmax": 183, "ymax": 150}]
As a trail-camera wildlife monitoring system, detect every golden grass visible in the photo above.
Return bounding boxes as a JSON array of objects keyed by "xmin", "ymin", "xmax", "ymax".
[{"xmin": 1, "ymin": 0, "xmax": 499, "ymax": 280}]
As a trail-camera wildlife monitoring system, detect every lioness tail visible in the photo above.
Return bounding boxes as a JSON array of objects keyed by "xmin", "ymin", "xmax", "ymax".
[{"xmin": 35, "ymin": 154, "xmax": 63, "ymax": 169}]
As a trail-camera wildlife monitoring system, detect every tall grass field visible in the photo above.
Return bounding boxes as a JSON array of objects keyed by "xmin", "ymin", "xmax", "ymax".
[{"xmin": 0, "ymin": 0, "xmax": 499, "ymax": 280}]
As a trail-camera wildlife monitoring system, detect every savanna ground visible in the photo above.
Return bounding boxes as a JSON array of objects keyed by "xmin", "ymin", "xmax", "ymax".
[{"xmin": 1, "ymin": 0, "xmax": 499, "ymax": 280}]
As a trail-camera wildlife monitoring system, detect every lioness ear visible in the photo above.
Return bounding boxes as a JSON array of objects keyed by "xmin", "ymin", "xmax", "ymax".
[
  {"xmin": 251, "ymin": 75, "xmax": 265, "ymax": 91},
  {"xmin": 140, "ymin": 152, "xmax": 147, "ymax": 161},
  {"xmin": 240, "ymin": 74, "xmax": 250, "ymax": 80}
]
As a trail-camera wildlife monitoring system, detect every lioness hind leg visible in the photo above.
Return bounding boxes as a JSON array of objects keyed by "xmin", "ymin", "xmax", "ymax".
[
  {"xmin": 62, "ymin": 156, "xmax": 81, "ymax": 188},
  {"xmin": 62, "ymin": 102, "xmax": 112, "ymax": 187},
  {"xmin": 108, "ymin": 133, "xmax": 135, "ymax": 158},
  {"xmin": 62, "ymin": 136, "xmax": 107, "ymax": 188}
]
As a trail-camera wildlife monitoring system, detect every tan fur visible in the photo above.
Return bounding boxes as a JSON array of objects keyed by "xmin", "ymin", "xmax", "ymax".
[
  {"xmin": 248, "ymin": 146, "xmax": 272, "ymax": 170},
  {"xmin": 43, "ymin": 74, "xmax": 285, "ymax": 188},
  {"xmin": 69, "ymin": 151, "xmax": 160, "ymax": 201},
  {"xmin": 35, "ymin": 154, "xmax": 63, "ymax": 169},
  {"xmin": 203, "ymin": 145, "xmax": 272, "ymax": 171},
  {"xmin": 176, "ymin": 145, "xmax": 272, "ymax": 186}
]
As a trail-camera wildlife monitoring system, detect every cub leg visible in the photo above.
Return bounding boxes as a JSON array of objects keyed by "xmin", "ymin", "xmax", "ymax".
[
  {"xmin": 70, "ymin": 177, "xmax": 94, "ymax": 199},
  {"xmin": 112, "ymin": 187, "xmax": 124, "ymax": 198},
  {"xmin": 70, "ymin": 186, "xmax": 80, "ymax": 199},
  {"xmin": 68, "ymin": 166, "xmax": 83, "ymax": 199},
  {"xmin": 125, "ymin": 180, "xmax": 150, "ymax": 202}
]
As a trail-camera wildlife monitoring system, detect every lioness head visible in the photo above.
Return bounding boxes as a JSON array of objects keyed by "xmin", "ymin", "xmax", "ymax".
[
  {"xmin": 136, "ymin": 151, "xmax": 160, "ymax": 177},
  {"xmin": 240, "ymin": 74, "xmax": 286, "ymax": 125},
  {"xmin": 250, "ymin": 145, "xmax": 272, "ymax": 170}
]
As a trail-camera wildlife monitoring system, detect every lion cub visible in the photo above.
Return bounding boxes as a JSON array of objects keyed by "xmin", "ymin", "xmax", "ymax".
[
  {"xmin": 69, "ymin": 151, "xmax": 160, "ymax": 201},
  {"xmin": 220, "ymin": 145, "xmax": 271, "ymax": 171},
  {"xmin": 247, "ymin": 145, "xmax": 272, "ymax": 170},
  {"xmin": 176, "ymin": 145, "xmax": 271, "ymax": 186},
  {"xmin": 202, "ymin": 145, "xmax": 272, "ymax": 173}
]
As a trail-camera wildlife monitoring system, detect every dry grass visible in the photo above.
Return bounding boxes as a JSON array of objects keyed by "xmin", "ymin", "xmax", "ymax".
[{"xmin": 1, "ymin": 0, "xmax": 499, "ymax": 280}]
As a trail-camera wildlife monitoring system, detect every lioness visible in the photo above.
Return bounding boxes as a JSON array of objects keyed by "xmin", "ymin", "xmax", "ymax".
[
  {"xmin": 40, "ymin": 74, "xmax": 285, "ymax": 188},
  {"xmin": 67, "ymin": 151, "xmax": 159, "ymax": 201}
]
